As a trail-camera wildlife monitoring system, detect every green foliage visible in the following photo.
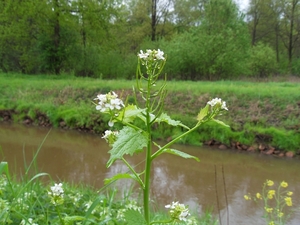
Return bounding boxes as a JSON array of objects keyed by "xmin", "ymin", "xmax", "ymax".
[
  {"xmin": 1, "ymin": 73, "xmax": 300, "ymax": 152},
  {"xmin": 249, "ymin": 43, "xmax": 277, "ymax": 77},
  {"xmin": 124, "ymin": 209, "xmax": 147, "ymax": 225},
  {"xmin": 163, "ymin": 0, "xmax": 250, "ymax": 80},
  {"xmin": 161, "ymin": 148, "xmax": 200, "ymax": 162},
  {"xmin": 291, "ymin": 58, "xmax": 300, "ymax": 76},
  {"xmin": 107, "ymin": 126, "xmax": 148, "ymax": 167},
  {"xmin": 247, "ymin": 126, "xmax": 300, "ymax": 151}
]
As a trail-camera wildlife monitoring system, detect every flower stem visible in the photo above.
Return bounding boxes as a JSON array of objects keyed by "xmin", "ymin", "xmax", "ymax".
[
  {"xmin": 56, "ymin": 206, "xmax": 64, "ymax": 225},
  {"xmin": 144, "ymin": 79, "xmax": 153, "ymax": 224},
  {"xmin": 121, "ymin": 157, "xmax": 144, "ymax": 188}
]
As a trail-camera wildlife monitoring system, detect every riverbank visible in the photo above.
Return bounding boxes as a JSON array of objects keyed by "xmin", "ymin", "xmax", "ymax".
[{"xmin": 1, "ymin": 73, "xmax": 300, "ymax": 157}]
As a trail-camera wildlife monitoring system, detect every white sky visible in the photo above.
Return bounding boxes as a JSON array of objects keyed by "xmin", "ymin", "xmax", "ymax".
[{"xmin": 234, "ymin": 0, "xmax": 250, "ymax": 12}]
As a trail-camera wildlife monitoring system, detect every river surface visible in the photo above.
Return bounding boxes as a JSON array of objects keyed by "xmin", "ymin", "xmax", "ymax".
[{"xmin": 1, "ymin": 123, "xmax": 300, "ymax": 224}]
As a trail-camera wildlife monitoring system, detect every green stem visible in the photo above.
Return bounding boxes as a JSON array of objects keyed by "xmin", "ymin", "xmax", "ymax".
[
  {"xmin": 144, "ymin": 110, "xmax": 151, "ymax": 220},
  {"xmin": 143, "ymin": 69, "xmax": 155, "ymax": 224},
  {"xmin": 151, "ymin": 121, "xmax": 204, "ymax": 160},
  {"xmin": 56, "ymin": 206, "xmax": 64, "ymax": 225},
  {"xmin": 121, "ymin": 157, "xmax": 145, "ymax": 188}
]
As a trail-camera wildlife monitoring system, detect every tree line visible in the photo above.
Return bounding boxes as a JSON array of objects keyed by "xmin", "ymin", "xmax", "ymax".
[{"xmin": 0, "ymin": 0, "xmax": 299, "ymax": 80}]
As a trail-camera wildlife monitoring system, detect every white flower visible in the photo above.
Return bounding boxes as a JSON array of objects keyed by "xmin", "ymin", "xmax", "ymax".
[
  {"xmin": 108, "ymin": 120, "xmax": 114, "ymax": 127},
  {"xmin": 110, "ymin": 98, "xmax": 123, "ymax": 110},
  {"xmin": 207, "ymin": 98, "xmax": 222, "ymax": 107},
  {"xmin": 165, "ymin": 201, "xmax": 190, "ymax": 221},
  {"xmin": 138, "ymin": 49, "xmax": 165, "ymax": 61},
  {"xmin": 49, "ymin": 183, "xmax": 64, "ymax": 197},
  {"xmin": 138, "ymin": 50, "xmax": 150, "ymax": 59},
  {"xmin": 95, "ymin": 91, "xmax": 124, "ymax": 113},
  {"xmin": 20, "ymin": 218, "xmax": 38, "ymax": 225},
  {"xmin": 221, "ymin": 101, "xmax": 228, "ymax": 110},
  {"xmin": 102, "ymin": 130, "xmax": 119, "ymax": 145},
  {"xmin": 155, "ymin": 49, "xmax": 165, "ymax": 60},
  {"xmin": 207, "ymin": 98, "xmax": 228, "ymax": 111}
]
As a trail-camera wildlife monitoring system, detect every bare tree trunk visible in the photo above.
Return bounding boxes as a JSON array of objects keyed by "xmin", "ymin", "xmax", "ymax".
[{"xmin": 151, "ymin": 0, "xmax": 157, "ymax": 41}]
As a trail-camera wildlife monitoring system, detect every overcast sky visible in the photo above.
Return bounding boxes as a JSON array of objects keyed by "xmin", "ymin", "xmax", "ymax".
[{"xmin": 235, "ymin": 0, "xmax": 250, "ymax": 12}]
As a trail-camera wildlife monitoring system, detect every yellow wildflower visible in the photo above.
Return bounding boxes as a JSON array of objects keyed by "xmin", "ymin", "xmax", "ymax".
[
  {"xmin": 264, "ymin": 207, "xmax": 273, "ymax": 213},
  {"xmin": 285, "ymin": 197, "xmax": 292, "ymax": 206},
  {"xmin": 267, "ymin": 190, "xmax": 275, "ymax": 199},
  {"xmin": 287, "ymin": 191, "xmax": 293, "ymax": 196},
  {"xmin": 278, "ymin": 212, "xmax": 284, "ymax": 218},
  {"xmin": 280, "ymin": 181, "xmax": 288, "ymax": 188},
  {"xmin": 256, "ymin": 193, "xmax": 262, "ymax": 199},
  {"xmin": 268, "ymin": 222, "xmax": 275, "ymax": 225},
  {"xmin": 244, "ymin": 195, "xmax": 251, "ymax": 200},
  {"xmin": 266, "ymin": 180, "xmax": 274, "ymax": 186}
]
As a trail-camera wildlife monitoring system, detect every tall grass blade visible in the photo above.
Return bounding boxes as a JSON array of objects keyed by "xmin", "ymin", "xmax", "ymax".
[{"xmin": 25, "ymin": 128, "xmax": 52, "ymax": 176}]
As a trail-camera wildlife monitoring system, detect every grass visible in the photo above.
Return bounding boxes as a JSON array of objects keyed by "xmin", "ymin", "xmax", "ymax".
[
  {"xmin": 0, "ymin": 158, "xmax": 218, "ymax": 225},
  {"xmin": 1, "ymin": 73, "xmax": 300, "ymax": 152}
]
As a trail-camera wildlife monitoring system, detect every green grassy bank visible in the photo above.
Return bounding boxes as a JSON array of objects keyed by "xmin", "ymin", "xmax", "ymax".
[
  {"xmin": 1, "ymin": 73, "xmax": 300, "ymax": 154},
  {"xmin": 0, "ymin": 161, "xmax": 216, "ymax": 225}
]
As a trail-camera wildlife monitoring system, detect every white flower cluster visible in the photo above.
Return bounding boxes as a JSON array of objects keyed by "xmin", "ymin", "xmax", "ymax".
[
  {"xmin": 102, "ymin": 130, "xmax": 119, "ymax": 145},
  {"xmin": 138, "ymin": 49, "xmax": 165, "ymax": 61},
  {"xmin": 207, "ymin": 97, "xmax": 228, "ymax": 111},
  {"xmin": 94, "ymin": 91, "xmax": 124, "ymax": 113},
  {"xmin": 48, "ymin": 183, "xmax": 64, "ymax": 197},
  {"xmin": 165, "ymin": 201, "xmax": 190, "ymax": 222},
  {"xmin": 94, "ymin": 91, "xmax": 124, "ymax": 127},
  {"xmin": 20, "ymin": 218, "xmax": 38, "ymax": 225},
  {"xmin": 102, "ymin": 130, "xmax": 119, "ymax": 140}
]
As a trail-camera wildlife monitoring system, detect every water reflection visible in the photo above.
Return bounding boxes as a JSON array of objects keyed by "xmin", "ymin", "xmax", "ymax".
[{"xmin": 1, "ymin": 123, "xmax": 300, "ymax": 224}]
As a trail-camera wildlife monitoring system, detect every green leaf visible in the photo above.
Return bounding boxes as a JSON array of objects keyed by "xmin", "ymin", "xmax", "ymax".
[
  {"xmin": 124, "ymin": 209, "xmax": 147, "ymax": 225},
  {"xmin": 118, "ymin": 104, "xmax": 145, "ymax": 123},
  {"xmin": 107, "ymin": 126, "xmax": 148, "ymax": 167},
  {"xmin": 156, "ymin": 113, "xmax": 190, "ymax": 129},
  {"xmin": 157, "ymin": 113, "xmax": 181, "ymax": 126},
  {"xmin": 213, "ymin": 119, "xmax": 230, "ymax": 127},
  {"xmin": 64, "ymin": 216, "xmax": 85, "ymax": 225},
  {"xmin": 104, "ymin": 173, "xmax": 139, "ymax": 185},
  {"xmin": 0, "ymin": 162, "xmax": 11, "ymax": 180},
  {"xmin": 163, "ymin": 148, "xmax": 200, "ymax": 162},
  {"xmin": 197, "ymin": 104, "xmax": 209, "ymax": 121}
]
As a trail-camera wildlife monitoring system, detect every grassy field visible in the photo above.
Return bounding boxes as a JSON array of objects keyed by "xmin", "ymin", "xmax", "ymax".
[{"xmin": 1, "ymin": 73, "xmax": 300, "ymax": 153}]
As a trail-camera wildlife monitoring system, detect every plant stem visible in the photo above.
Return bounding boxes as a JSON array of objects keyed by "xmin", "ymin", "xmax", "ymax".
[
  {"xmin": 151, "ymin": 121, "xmax": 203, "ymax": 160},
  {"xmin": 121, "ymin": 157, "xmax": 144, "ymax": 188},
  {"xmin": 56, "ymin": 206, "xmax": 64, "ymax": 225},
  {"xmin": 144, "ymin": 77, "xmax": 153, "ymax": 224}
]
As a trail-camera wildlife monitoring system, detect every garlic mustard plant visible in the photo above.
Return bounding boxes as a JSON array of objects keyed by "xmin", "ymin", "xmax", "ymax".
[
  {"xmin": 165, "ymin": 201, "xmax": 190, "ymax": 222},
  {"xmin": 48, "ymin": 183, "xmax": 64, "ymax": 206},
  {"xmin": 94, "ymin": 49, "xmax": 229, "ymax": 224},
  {"xmin": 244, "ymin": 180, "xmax": 297, "ymax": 225}
]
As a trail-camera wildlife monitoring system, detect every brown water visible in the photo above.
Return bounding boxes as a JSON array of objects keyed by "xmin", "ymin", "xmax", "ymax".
[{"xmin": 1, "ymin": 123, "xmax": 300, "ymax": 225}]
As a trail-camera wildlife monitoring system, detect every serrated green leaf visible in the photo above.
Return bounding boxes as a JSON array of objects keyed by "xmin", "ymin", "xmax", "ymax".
[
  {"xmin": 104, "ymin": 173, "xmax": 138, "ymax": 185},
  {"xmin": 118, "ymin": 104, "xmax": 145, "ymax": 123},
  {"xmin": 124, "ymin": 209, "xmax": 147, "ymax": 225},
  {"xmin": 213, "ymin": 119, "xmax": 230, "ymax": 127},
  {"xmin": 163, "ymin": 148, "xmax": 200, "ymax": 162},
  {"xmin": 107, "ymin": 126, "xmax": 148, "ymax": 167},
  {"xmin": 157, "ymin": 113, "xmax": 181, "ymax": 126},
  {"xmin": 156, "ymin": 113, "xmax": 190, "ymax": 129},
  {"xmin": 197, "ymin": 104, "xmax": 209, "ymax": 121}
]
